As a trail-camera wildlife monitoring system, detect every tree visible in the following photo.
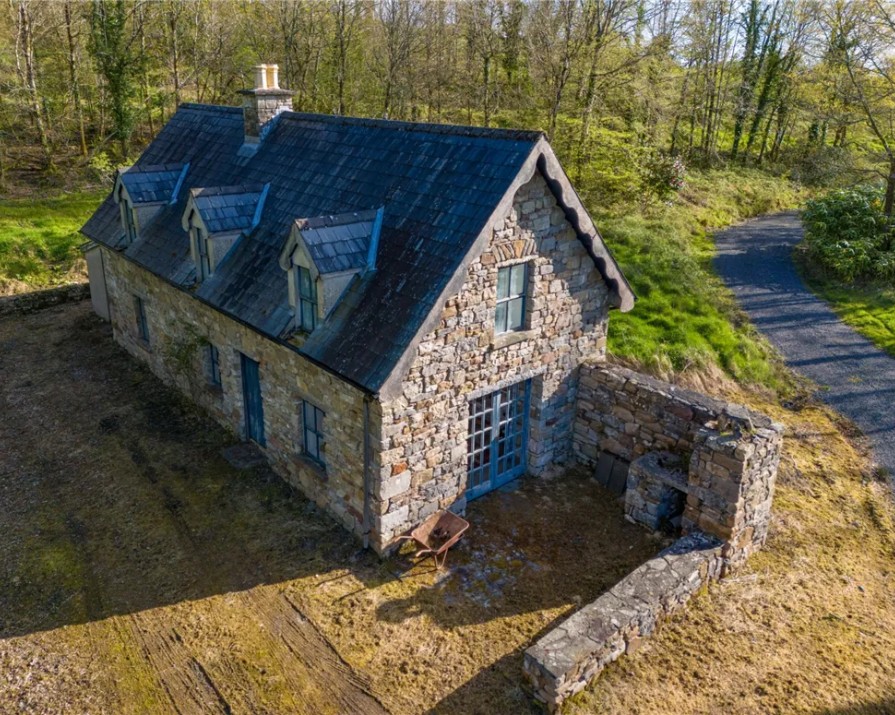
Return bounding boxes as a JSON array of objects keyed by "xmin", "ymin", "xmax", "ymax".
[
  {"xmin": 835, "ymin": 0, "xmax": 895, "ymax": 215},
  {"xmin": 88, "ymin": 0, "xmax": 139, "ymax": 159}
]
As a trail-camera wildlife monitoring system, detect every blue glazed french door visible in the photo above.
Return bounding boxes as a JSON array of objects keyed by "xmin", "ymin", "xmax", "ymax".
[
  {"xmin": 241, "ymin": 354, "xmax": 266, "ymax": 446},
  {"xmin": 466, "ymin": 379, "xmax": 531, "ymax": 500}
]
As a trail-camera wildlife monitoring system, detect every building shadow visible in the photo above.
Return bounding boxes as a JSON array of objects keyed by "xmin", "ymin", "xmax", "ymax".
[{"xmin": 0, "ymin": 303, "xmax": 383, "ymax": 639}]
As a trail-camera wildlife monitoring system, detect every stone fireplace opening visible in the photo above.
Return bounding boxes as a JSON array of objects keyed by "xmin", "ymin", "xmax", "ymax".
[{"xmin": 655, "ymin": 484, "xmax": 686, "ymax": 535}]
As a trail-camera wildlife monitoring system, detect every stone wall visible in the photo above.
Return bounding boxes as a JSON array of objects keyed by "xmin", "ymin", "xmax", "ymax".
[
  {"xmin": 100, "ymin": 248, "xmax": 374, "ymax": 540},
  {"xmin": 574, "ymin": 364, "xmax": 743, "ymax": 464},
  {"xmin": 524, "ymin": 532, "xmax": 724, "ymax": 712},
  {"xmin": 374, "ymin": 172, "xmax": 612, "ymax": 551},
  {"xmin": 0, "ymin": 283, "xmax": 90, "ymax": 316},
  {"xmin": 576, "ymin": 363, "xmax": 783, "ymax": 565}
]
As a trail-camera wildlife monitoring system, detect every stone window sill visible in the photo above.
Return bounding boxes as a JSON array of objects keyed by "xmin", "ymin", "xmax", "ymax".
[
  {"xmin": 135, "ymin": 337, "xmax": 151, "ymax": 352},
  {"xmin": 297, "ymin": 452, "xmax": 327, "ymax": 480},
  {"xmin": 206, "ymin": 383, "xmax": 223, "ymax": 398},
  {"xmin": 491, "ymin": 329, "xmax": 536, "ymax": 350}
]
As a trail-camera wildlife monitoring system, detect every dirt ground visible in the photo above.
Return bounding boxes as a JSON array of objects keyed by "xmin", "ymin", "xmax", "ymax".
[{"xmin": 0, "ymin": 301, "xmax": 658, "ymax": 715}]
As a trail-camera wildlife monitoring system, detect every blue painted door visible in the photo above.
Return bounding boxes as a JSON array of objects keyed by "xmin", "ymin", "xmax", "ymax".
[
  {"xmin": 466, "ymin": 379, "xmax": 531, "ymax": 500},
  {"xmin": 241, "ymin": 354, "xmax": 265, "ymax": 446}
]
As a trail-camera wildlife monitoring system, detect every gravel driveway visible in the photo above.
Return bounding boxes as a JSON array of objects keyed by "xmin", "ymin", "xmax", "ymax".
[{"xmin": 714, "ymin": 211, "xmax": 895, "ymax": 477}]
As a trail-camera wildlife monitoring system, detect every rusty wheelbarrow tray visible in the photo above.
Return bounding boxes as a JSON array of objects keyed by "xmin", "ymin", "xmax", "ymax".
[{"xmin": 396, "ymin": 509, "xmax": 469, "ymax": 569}]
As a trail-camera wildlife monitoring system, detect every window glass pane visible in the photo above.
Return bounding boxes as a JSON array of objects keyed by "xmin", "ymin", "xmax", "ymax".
[
  {"xmin": 300, "ymin": 299, "xmax": 315, "ymax": 329},
  {"xmin": 306, "ymin": 432, "xmax": 318, "ymax": 459},
  {"xmin": 508, "ymin": 296, "xmax": 524, "ymax": 330},
  {"xmin": 496, "ymin": 266, "xmax": 509, "ymax": 300},
  {"xmin": 315, "ymin": 407, "xmax": 324, "ymax": 432},
  {"xmin": 299, "ymin": 267, "xmax": 312, "ymax": 297},
  {"xmin": 510, "ymin": 263, "xmax": 527, "ymax": 296},
  {"xmin": 495, "ymin": 302, "xmax": 507, "ymax": 333}
]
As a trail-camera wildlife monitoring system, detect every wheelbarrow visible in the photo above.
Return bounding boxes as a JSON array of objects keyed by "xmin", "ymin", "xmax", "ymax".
[{"xmin": 395, "ymin": 509, "xmax": 469, "ymax": 569}]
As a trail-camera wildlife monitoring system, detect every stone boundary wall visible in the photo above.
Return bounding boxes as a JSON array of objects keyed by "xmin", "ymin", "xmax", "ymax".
[
  {"xmin": 523, "ymin": 532, "xmax": 723, "ymax": 712},
  {"xmin": 0, "ymin": 283, "xmax": 90, "ymax": 317}
]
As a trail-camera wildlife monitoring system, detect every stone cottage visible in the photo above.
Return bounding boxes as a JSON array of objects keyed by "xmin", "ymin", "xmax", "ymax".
[{"xmin": 81, "ymin": 64, "xmax": 662, "ymax": 555}]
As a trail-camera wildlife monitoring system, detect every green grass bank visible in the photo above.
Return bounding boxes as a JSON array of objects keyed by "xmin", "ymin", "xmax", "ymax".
[{"xmin": 0, "ymin": 190, "xmax": 104, "ymax": 294}]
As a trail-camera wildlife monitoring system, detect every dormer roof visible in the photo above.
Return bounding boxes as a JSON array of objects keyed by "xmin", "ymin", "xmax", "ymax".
[
  {"xmin": 280, "ymin": 208, "xmax": 383, "ymax": 275},
  {"xmin": 183, "ymin": 184, "xmax": 269, "ymax": 234},
  {"xmin": 115, "ymin": 163, "xmax": 189, "ymax": 205}
]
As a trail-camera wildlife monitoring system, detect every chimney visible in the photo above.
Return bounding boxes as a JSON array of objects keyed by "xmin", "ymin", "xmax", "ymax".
[{"xmin": 238, "ymin": 64, "xmax": 293, "ymax": 144}]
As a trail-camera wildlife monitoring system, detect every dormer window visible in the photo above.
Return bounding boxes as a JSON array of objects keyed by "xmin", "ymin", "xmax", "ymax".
[
  {"xmin": 113, "ymin": 163, "xmax": 189, "ymax": 249},
  {"xmin": 278, "ymin": 207, "xmax": 384, "ymax": 336},
  {"xmin": 121, "ymin": 194, "xmax": 138, "ymax": 245},
  {"xmin": 182, "ymin": 184, "xmax": 269, "ymax": 283},
  {"xmin": 297, "ymin": 266, "xmax": 318, "ymax": 331}
]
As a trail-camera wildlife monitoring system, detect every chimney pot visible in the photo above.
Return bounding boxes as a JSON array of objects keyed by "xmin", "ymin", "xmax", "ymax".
[{"xmin": 254, "ymin": 64, "xmax": 268, "ymax": 90}]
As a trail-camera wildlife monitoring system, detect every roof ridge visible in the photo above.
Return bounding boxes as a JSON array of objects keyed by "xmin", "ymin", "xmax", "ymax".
[
  {"xmin": 178, "ymin": 102, "xmax": 242, "ymax": 114},
  {"xmin": 282, "ymin": 111, "xmax": 544, "ymax": 142},
  {"xmin": 175, "ymin": 103, "xmax": 544, "ymax": 141}
]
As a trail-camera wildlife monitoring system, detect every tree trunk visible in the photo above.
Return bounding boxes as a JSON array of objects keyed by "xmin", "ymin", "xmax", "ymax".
[
  {"xmin": 64, "ymin": 0, "xmax": 88, "ymax": 157},
  {"xmin": 885, "ymin": 156, "xmax": 895, "ymax": 218},
  {"xmin": 18, "ymin": 1, "xmax": 51, "ymax": 160}
]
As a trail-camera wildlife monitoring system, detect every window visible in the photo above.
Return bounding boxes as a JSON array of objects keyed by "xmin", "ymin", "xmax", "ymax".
[
  {"xmin": 207, "ymin": 344, "xmax": 221, "ymax": 386},
  {"xmin": 133, "ymin": 295, "xmax": 149, "ymax": 342},
  {"xmin": 302, "ymin": 401, "xmax": 325, "ymax": 465},
  {"xmin": 122, "ymin": 201, "xmax": 138, "ymax": 245},
  {"xmin": 495, "ymin": 263, "xmax": 528, "ymax": 334},
  {"xmin": 297, "ymin": 266, "xmax": 318, "ymax": 332},
  {"xmin": 195, "ymin": 228, "xmax": 212, "ymax": 279}
]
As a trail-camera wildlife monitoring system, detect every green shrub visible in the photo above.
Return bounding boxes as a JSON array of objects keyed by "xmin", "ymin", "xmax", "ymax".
[{"xmin": 802, "ymin": 186, "xmax": 893, "ymax": 283}]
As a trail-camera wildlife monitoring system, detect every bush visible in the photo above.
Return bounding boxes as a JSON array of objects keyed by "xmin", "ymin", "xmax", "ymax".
[{"xmin": 802, "ymin": 186, "xmax": 894, "ymax": 283}]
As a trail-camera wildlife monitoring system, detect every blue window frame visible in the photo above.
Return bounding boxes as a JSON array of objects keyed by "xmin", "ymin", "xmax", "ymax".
[
  {"xmin": 133, "ymin": 295, "xmax": 149, "ymax": 342},
  {"xmin": 207, "ymin": 344, "xmax": 221, "ymax": 386},
  {"xmin": 302, "ymin": 401, "xmax": 325, "ymax": 465},
  {"xmin": 495, "ymin": 263, "xmax": 528, "ymax": 334},
  {"xmin": 298, "ymin": 266, "xmax": 317, "ymax": 332}
]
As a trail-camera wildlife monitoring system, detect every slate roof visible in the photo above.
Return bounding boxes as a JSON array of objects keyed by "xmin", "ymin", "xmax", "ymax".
[
  {"xmin": 82, "ymin": 105, "xmax": 631, "ymax": 393},
  {"xmin": 296, "ymin": 209, "xmax": 379, "ymax": 274},
  {"xmin": 190, "ymin": 184, "xmax": 267, "ymax": 234},
  {"xmin": 119, "ymin": 163, "xmax": 187, "ymax": 204}
]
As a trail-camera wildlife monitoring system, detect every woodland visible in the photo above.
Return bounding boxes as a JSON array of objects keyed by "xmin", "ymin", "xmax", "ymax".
[{"xmin": 1, "ymin": 0, "xmax": 894, "ymax": 205}]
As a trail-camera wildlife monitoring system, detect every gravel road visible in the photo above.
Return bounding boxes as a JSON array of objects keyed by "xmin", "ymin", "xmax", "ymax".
[{"xmin": 714, "ymin": 211, "xmax": 895, "ymax": 477}]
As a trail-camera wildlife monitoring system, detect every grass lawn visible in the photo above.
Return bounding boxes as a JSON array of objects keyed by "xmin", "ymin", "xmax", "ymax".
[
  {"xmin": 2, "ymin": 302, "xmax": 893, "ymax": 715},
  {"xmin": 0, "ymin": 190, "xmax": 105, "ymax": 295}
]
